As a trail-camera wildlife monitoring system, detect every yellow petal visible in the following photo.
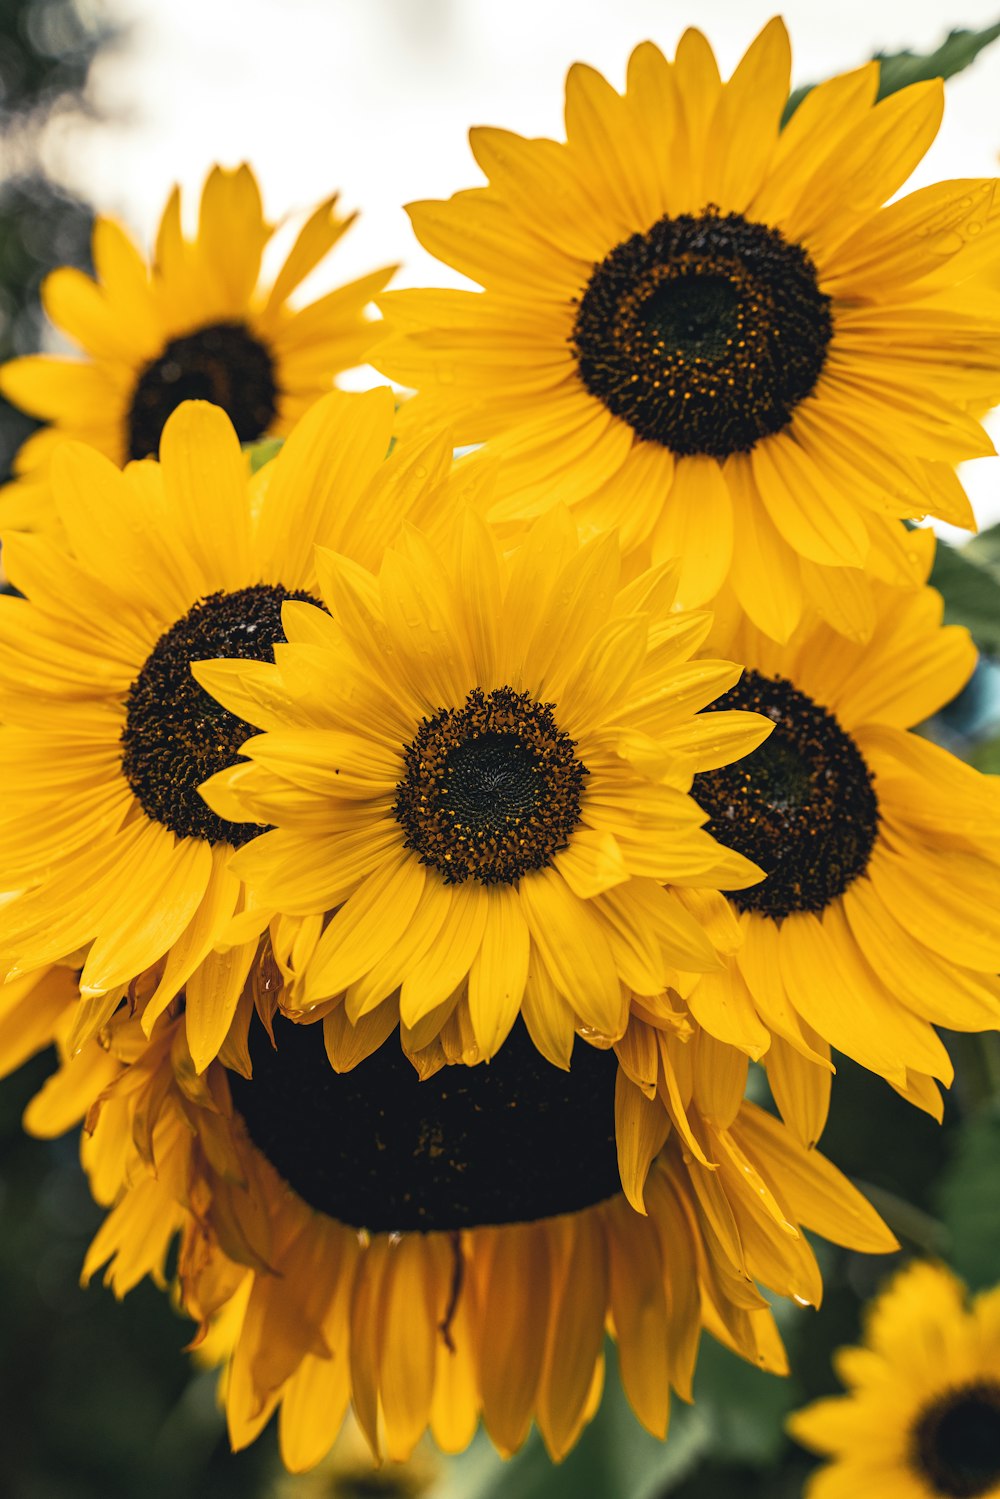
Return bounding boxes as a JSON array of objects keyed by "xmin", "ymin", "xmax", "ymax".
[
  {"xmin": 301, "ymin": 854, "xmax": 426, "ymax": 1006},
  {"xmin": 734, "ymin": 1105, "xmax": 898, "ymax": 1253},
  {"xmin": 476, "ymin": 1222, "xmax": 551, "ymax": 1455},
  {"xmin": 537, "ymin": 1212, "xmax": 608, "ymax": 1460},
  {"xmin": 765, "ymin": 1031, "xmax": 832, "ymax": 1150},
  {"xmin": 185, "ymin": 938, "xmax": 260, "ymax": 1074},
  {"xmin": 468, "ymin": 886, "xmax": 530, "ymax": 1059},
  {"xmin": 518, "ymin": 868, "xmax": 623, "ymax": 1037},
  {"xmin": 379, "ymin": 1236, "xmax": 438, "ymax": 1462},
  {"xmin": 615, "ymin": 1069, "xmax": 670, "ymax": 1212},
  {"xmin": 651, "ymin": 455, "xmax": 733, "ymax": 607}
]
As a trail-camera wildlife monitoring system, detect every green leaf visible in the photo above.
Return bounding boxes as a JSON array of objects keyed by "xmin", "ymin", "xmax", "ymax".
[
  {"xmin": 876, "ymin": 21, "xmax": 1000, "ymax": 99},
  {"xmin": 782, "ymin": 19, "xmax": 1000, "ymax": 125},
  {"xmin": 929, "ymin": 529, "xmax": 1000, "ymax": 656},
  {"xmin": 245, "ymin": 436, "xmax": 283, "ymax": 473},
  {"xmin": 936, "ymin": 1102, "xmax": 1000, "ymax": 1292},
  {"xmin": 963, "ymin": 521, "xmax": 1000, "ymax": 570}
]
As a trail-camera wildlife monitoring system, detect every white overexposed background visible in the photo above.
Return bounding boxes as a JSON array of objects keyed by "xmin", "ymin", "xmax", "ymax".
[{"xmin": 40, "ymin": 0, "xmax": 1000, "ymax": 530}]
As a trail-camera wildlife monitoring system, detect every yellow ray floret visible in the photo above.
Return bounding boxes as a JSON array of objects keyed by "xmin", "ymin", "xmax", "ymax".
[
  {"xmin": 0, "ymin": 164, "xmax": 396, "ymax": 531},
  {"xmin": 375, "ymin": 18, "xmax": 1000, "ymax": 642}
]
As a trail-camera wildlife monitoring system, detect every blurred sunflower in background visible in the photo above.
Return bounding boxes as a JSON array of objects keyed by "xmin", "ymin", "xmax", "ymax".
[
  {"xmin": 193, "ymin": 504, "xmax": 772, "ymax": 1064},
  {"xmin": 789, "ymin": 1261, "xmax": 1000, "ymax": 1499},
  {"xmin": 681, "ymin": 534, "xmax": 1000, "ymax": 1144},
  {"xmin": 0, "ymin": 389, "xmax": 470, "ymax": 1070},
  {"xmin": 0, "ymin": 164, "xmax": 395, "ymax": 530},
  {"xmin": 29, "ymin": 996, "xmax": 894, "ymax": 1471},
  {"xmin": 375, "ymin": 18, "xmax": 1000, "ymax": 641}
]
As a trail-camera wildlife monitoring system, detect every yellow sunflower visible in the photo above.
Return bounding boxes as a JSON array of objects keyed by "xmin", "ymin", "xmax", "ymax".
[
  {"xmin": 193, "ymin": 504, "xmax": 775, "ymax": 1063},
  {"xmin": 28, "ymin": 999, "xmax": 894, "ymax": 1470},
  {"xmin": 680, "ymin": 534, "xmax": 1000, "ymax": 1145},
  {"xmin": 374, "ymin": 19, "xmax": 1000, "ymax": 642},
  {"xmin": 789, "ymin": 1261, "xmax": 1000, "ymax": 1499},
  {"xmin": 0, "ymin": 388, "xmax": 466, "ymax": 1071},
  {"xmin": 0, "ymin": 164, "xmax": 395, "ymax": 531}
]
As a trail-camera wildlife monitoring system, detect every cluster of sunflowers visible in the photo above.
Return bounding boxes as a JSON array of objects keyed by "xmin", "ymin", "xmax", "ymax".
[{"xmin": 1, "ymin": 18, "xmax": 1000, "ymax": 1498}]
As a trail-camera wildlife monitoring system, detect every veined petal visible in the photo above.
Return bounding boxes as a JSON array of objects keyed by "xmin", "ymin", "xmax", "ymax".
[
  {"xmin": 554, "ymin": 828, "xmax": 630, "ymax": 899},
  {"xmin": 518, "ymin": 867, "xmax": 623, "ymax": 1037},
  {"xmin": 300, "ymin": 854, "xmax": 426, "ymax": 1006},
  {"xmin": 468, "ymin": 886, "xmax": 530, "ymax": 1058}
]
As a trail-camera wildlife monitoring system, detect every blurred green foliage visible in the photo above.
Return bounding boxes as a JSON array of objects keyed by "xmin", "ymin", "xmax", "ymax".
[
  {"xmin": 931, "ymin": 523, "xmax": 1000, "ymax": 657},
  {"xmin": 936, "ymin": 1098, "xmax": 1000, "ymax": 1292},
  {"xmin": 0, "ymin": 173, "xmax": 94, "ymax": 483},
  {"xmin": 0, "ymin": 0, "xmax": 114, "ymax": 122},
  {"xmin": 0, "ymin": 0, "xmax": 113, "ymax": 485}
]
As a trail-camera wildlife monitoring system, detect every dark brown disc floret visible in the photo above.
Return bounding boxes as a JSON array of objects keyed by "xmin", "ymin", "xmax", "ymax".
[
  {"xmin": 393, "ymin": 686, "xmax": 588, "ymax": 886},
  {"xmin": 126, "ymin": 320, "xmax": 277, "ymax": 460},
  {"xmin": 572, "ymin": 207, "xmax": 833, "ymax": 457},
  {"xmin": 692, "ymin": 671, "xmax": 878, "ymax": 918},
  {"xmin": 911, "ymin": 1381, "xmax": 1000, "ymax": 1498},
  {"xmin": 121, "ymin": 584, "xmax": 320, "ymax": 847},
  {"xmin": 230, "ymin": 1017, "xmax": 621, "ymax": 1233}
]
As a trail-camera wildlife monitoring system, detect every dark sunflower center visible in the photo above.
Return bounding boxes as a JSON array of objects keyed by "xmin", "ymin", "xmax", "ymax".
[
  {"xmin": 691, "ymin": 671, "xmax": 878, "ymax": 918},
  {"xmin": 571, "ymin": 207, "xmax": 832, "ymax": 457},
  {"xmin": 230, "ymin": 1017, "xmax": 621, "ymax": 1233},
  {"xmin": 642, "ymin": 274, "xmax": 742, "ymax": 359},
  {"xmin": 126, "ymin": 321, "xmax": 278, "ymax": 461},
  {"xmin": 393, "ymin": 687, "xmax": 588, "ymax": 885},
  {"xmin": 121, "ymin": 584, "xmax": 319, "ymax": 847},
  {"xmin": 912, "ymin": 1382, "xmax": 1000, "ymax": 1498}
]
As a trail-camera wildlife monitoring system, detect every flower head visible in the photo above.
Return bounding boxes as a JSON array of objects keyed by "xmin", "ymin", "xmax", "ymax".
[
  {"xmin": 790, "ymin": 1261, "xmax": 1000, "ymax": 1499},
  {"xmin": 0, "ymin": 389, "xmax": 463, "ymax": 1070},
  {"xmin": 0, "ymin": 165, "xmax": 395, "ymax": 531},
  {"xmin": 682, "ymin": 540, "xmax": 1000, "ymax": 1141},
  {"xmin": 376, "ymin": 20, "xmax": 1000, "ymax": 641},
  {"xmin": 196, "ymin": 505, "xmax": 773, "ymax": 1064}
]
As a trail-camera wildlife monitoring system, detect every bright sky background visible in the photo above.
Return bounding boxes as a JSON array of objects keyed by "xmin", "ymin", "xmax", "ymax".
[{"xmin": 41, "ymin": 0, "xmax": 1000, "ymax": 530}]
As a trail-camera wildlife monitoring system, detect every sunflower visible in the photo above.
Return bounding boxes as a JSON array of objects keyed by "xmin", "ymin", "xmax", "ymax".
[
  {"xmin": 27, "ymin": 995, "xmax": 895, "ymax": 1471},
  {"xmin": 0, "ymin": 164, "xmax": 395, "ymax": 532},
  {"xmin": 789, "ymin": 1261, "xmax": 1000, "ymax": 1499},
  {"xmin": 374, "ymin": 19, "xmax": 1000, "ymax": 642},
  {"xmin": 679, "ymin": 535, "xmax": 1000, "ymax": 1145},
  {"xmin": 0, "ymin": 388, "xmax": 466, "ymax": 1071},
  {"xmin": 192, "ymin": 503, "xmax": 775, "ymax": 1065}
]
